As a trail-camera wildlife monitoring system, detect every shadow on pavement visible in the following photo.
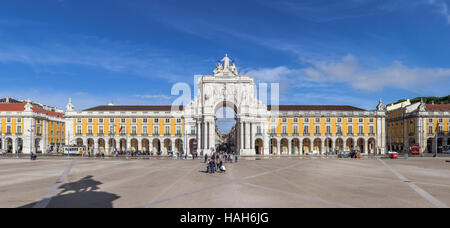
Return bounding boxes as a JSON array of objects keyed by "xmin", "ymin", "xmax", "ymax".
[{"xmin": 19, "ymin": 175, "xmax": 120, "ymax": 208}]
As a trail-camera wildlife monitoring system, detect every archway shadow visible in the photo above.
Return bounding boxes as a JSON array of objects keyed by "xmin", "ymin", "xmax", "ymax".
[{"xmin": 19, "ymin": 176, "xmax": 120, "ymax": 208}]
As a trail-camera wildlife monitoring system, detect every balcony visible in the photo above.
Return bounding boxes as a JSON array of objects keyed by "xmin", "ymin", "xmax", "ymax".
[
  {"xmin": 87, "ymin": 132, "xmax": 93, "ymax": 136},
  {"xmin": 98, "ymin": 133, "xmax": 104, "ymax": 136},
  {"xmin": 358, "ymin": 133, "xmax": 365, "ymax": 136},
  {"xmin": 142, "ymin": 133, "xmax": 148, "ymax": 136},
  {"xmin": 76, "ymin": 133, "xmax": 82, "ymax": 136},
  {"xmin": 153, "ymin": 133, "xmax": 159, "ymax": 136},
  {"xmin": 176, "ymin": 133, "xmax": 182, "ymax": 137},
  {"xmin": 303, "ymin": 133, "xmax": 310, "ymax": 136},
  {"xmin": 120, "ymin": 133, "xmax": 126, "ymax": 136},
  {"xmin": 131, "ymin": 132, "xmax": 137, "ymax": 136},
  {"xmin": 347, "ymin": 133, "xmax": 354, "ymax": 136},
  {"xmin": 270, "ymin": 133, "xmax": 277, "ymax": 137},
  {"xmin": 164, "ymin": 133, "xmax": 171, "ymax": 136},
  {"xmin": 255, "ymin": 132, "xmax": 263, "ymax": 136},
  {"xmin": 292, "ymin": 132, "xmax": 299, "ymax": 136},
  {"xmin": 5, "ymin": 132, "xmax": 11, "ymax": 135},
  {"xmin": 314, "ymin": 133, "xmax": 321, "ymax": 136},
  {"xmin": 281, "ymin": 133, "xmax": 288, "ymax": 137},
  {"xmin": 408, "ymin": 133, "xmax": 415, "ymax": 137},
  {"xmin": 336, "ymin": 132, "xmax": 343, "ymax": 136}
]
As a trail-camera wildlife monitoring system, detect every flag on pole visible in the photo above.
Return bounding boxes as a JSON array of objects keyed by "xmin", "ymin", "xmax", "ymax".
[{"xmin": 119, "ymin": 127, "xmax": 122, "ymax": 133}]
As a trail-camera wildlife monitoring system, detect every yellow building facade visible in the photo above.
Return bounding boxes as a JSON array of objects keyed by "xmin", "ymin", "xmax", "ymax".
[{"xmin": 386, "ymin": 101, "xmax": 450, "ymax": 154}]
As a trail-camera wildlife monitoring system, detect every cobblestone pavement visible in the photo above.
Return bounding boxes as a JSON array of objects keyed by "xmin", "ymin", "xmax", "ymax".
[{"xmin": 0, "ymin": 157, "xmax": 449, "ymax": 208}]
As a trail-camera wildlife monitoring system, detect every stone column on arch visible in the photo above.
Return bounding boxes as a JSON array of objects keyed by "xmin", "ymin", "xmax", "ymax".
[
  {"xmin": 245, "ymin": 122, "xmax": 251, "ymax": 151},
  {"xmin": 203, "ymin": 121, "xmax": 207, "ymax": 154},
  {"xmin": 240, "ymin": 122, "xmax": 244, "ymax": 154}
]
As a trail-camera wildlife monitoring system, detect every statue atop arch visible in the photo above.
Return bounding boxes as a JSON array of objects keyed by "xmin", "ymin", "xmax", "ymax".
[{"xmin": 213, "ymin": 54, "xmax": 238, "ymax": 77}]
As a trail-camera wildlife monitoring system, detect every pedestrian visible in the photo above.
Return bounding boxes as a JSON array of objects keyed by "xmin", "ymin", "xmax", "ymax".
[
  {"xmin": 204, "ymin": 153, "xmax": 208, "ymax": 163},
  {"xmin": 234, "ymin": 153, "xmax": 238, "ymax": 163},
  {"xmin": 209, "ymin": 159, "xmax": 215, "ymax": 173}
]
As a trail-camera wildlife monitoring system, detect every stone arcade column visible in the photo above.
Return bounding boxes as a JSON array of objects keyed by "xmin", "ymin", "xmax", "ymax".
[
  {"xmin": 138, "ymin": 139, "xmax": 142, "ymax": 152},
  {"xmin": 94, "ymin": 140, "xmax": 99, "ymax": 155},
  {"xmin": 105, "ymin": 141, "xmax": 110, "ymax": 155},
  {"xmin": 171, "ymin": 140, "xmax": 176, "ymax": 155},
  {"xmin": 245, "ymin": 122, "xmax": 251, "ymax": 154},
  {"xmin": 299, "ymin": 140, "xmax": 303, "ymax": 155},
  {"xmin": 12, "ymin": 138, "xmax": 17, "ymax": 154},
  {"xmin": 150, "ymin": 140, "xmax": 154, "ymax": 154},
  {"xmin": 365, "ymin": 138, "xmax": 369, "ymax": 155},
  {"xmin": 126, "ymin": 138, "xmax": 131, "ymax": 153},
  {"xmin": 203, "ymin": 121, "xmax": 207, "ymax": 154},
  {"xmin": 277, "ymin": 139, "xmax": 281, "ymax": 155},
  {"xmin": 240, "ymin": 122, "xmax": 244, "ymax": 154},
  {"xmin": 195, "ymin": 122, "xmax": 200, "ymax": 155},
  {"xmin": 210, "ymin": 120, "xmax": 215, "ymax": 152},
  {"xmin": 23, "ymin": 116, "xmax": 33, "ymax": 154},
  {"xmin": 263, "ymin": 123, "xmax": 269, "ymax": 155},
  {"xmin": 207, "ymin": 122, "xmax": 211, "ymax": 151}
]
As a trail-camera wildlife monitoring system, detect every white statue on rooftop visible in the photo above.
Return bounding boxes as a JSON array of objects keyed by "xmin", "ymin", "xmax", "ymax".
[
  {"xmin": 214, "ymin": 54, "xmax": 238, "ymax": 76},
  {"xmin": 66, "ymin": 97, "xmax": 74, "ymax": 111}
]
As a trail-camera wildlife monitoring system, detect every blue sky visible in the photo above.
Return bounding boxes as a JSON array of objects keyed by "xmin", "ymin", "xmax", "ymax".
[{"xmin": 1, "ymin": 0, "xmax": 450, "ymax": 111}]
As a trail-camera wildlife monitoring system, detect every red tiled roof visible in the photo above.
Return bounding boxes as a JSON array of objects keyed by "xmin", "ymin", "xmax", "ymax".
[
  {"xmin": 32, "ymin": 106, "xmax": 64, "ymax": 117},
  {"xmin": 0, "ymin": 103, "xmax": 27, "ymax": 111},
  {"xmin": 424, "ymin": 104, "xmax": 450, "ymax": 112},
  {"xmin": 0, "ymin": 103, "xmax": 64, "ymax": 118},
  {"xmin": 267, "ymin": 105, "xmax": 366, "ymax": 111}
]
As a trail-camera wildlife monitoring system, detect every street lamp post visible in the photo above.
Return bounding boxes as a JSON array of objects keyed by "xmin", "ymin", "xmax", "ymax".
[
  {"xmin": 185, "ymin": 127, "xmax": 188, "ymax": 159},
  {"xmin": 67, "ymin": 132, "xmax": 70, "ymax": 158},
  {"xmin": 435, "ymin": 125, "xmax": 438, "ymax": 158}
]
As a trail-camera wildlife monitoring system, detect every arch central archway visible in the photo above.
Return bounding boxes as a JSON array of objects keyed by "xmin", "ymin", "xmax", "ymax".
[{"xmin": 214, "ymin": 101, "xmax": 239, "ymax": 154}]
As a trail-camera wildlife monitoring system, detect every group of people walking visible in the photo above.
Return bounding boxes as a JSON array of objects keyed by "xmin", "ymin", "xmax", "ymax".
[{"xmin": 205, "ymin": 151, "xmax": 238, "ymax": 174}]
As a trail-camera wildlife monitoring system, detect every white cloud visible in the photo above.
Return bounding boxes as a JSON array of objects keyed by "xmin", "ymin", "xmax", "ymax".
[
  {"xmin": 241, "ymin": 66, "xmax": 295, "ymax": 82},
  {"xmin": 426, "ymin": 0, "xmax": 450, "ymax": 23},
  {"xmin": 0, "ymin": 35, "xmax": 185, "ymax": 82},
  {"xmin": 301, "ymin": 54, "xmax": 450, "ymax": 92},
  {"xmin": 241, "ymin": 54, "xmax": 450, "ymax": 93}
]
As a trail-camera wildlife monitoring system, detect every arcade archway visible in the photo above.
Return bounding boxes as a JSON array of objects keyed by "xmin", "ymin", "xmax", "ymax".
[{"xmin": 255, "ymin": 139, "xmax": 263, "ymax": 155}]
